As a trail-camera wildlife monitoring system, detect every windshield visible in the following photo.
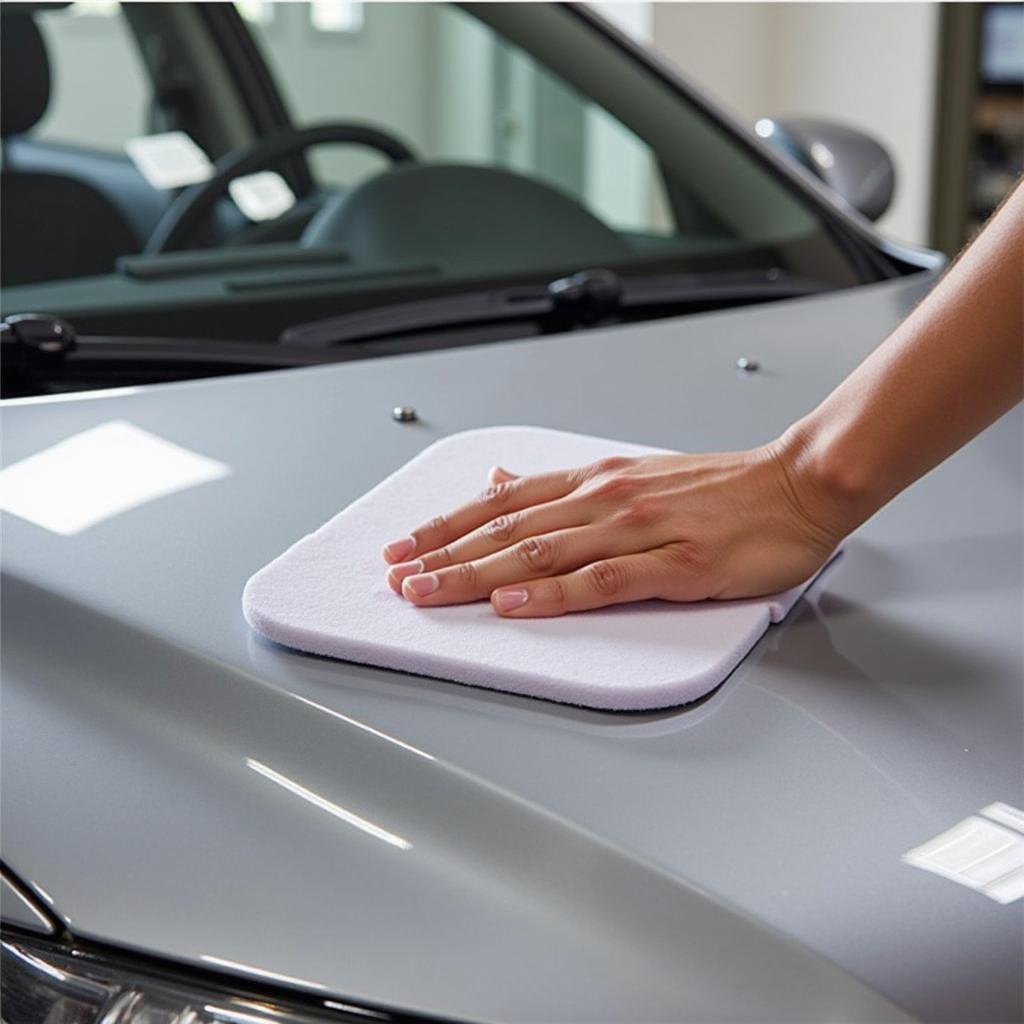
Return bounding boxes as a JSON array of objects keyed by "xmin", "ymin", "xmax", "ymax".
[
  {"xmin": 2, "ymin": 1, "xmax": 864, "ymax": 303},
  {"xmin": 246, "ymin": 1, "xmax": 852, "ymax": 278}
]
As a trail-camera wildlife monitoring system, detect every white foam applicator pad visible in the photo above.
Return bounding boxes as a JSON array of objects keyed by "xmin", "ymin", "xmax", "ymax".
[{"xmin": 243, "ymin": 426, "xmax": 829, "ymax": 711}]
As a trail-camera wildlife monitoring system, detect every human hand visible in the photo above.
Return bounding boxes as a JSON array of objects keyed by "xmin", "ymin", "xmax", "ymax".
[{"xmin": 381, "ymin": 439, "xmax": 848, "ymax": 618}]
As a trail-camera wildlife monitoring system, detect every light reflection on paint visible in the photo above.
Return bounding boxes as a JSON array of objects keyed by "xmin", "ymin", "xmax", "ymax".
[
  {"xmin": 323, "ymin": 1000, "xmax": 389, "ymax": 1020},
  {"xmin": 203, "ymin": 1006, "xmax": 278, "ymax": 1024},
  {"xmin": 290, "ymin": 692, "xmax": 435, "ymax": 761},
  {"xmin": 0, "ymin": 420, "xmax": 229, "ymax": 534},
  {"xmin": 2, "ymin": 385, "xmax": 142, "ymax": 407},
  {"xmin": 199, "ymin": 955, "xmax": 327, "ymax": 992},
  {"xmin": 903, "ymin": 804, "xmax": 1024, "ymax": 904},
  {"xmin": 29, "ymin": 882, "xmax": 56, "ymax": 906},
  {"xmin": 246, "ymin": 759, "xmax": 412, "ymax": 851}
]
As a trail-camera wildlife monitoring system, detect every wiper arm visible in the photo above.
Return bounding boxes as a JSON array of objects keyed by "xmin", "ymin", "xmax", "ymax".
[
  {"xmin": 279, "ymin": 267, "xmax": 829, "ymax": 348},
  {"xmin": 1, "ymin": 314, "xmax": 357, "ymax": 399}
]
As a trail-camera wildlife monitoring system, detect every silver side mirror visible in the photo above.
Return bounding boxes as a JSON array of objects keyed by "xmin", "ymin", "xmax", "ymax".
[{"xmin": 756, "ymin": 116, "xmax": 896, "ymax": 222}]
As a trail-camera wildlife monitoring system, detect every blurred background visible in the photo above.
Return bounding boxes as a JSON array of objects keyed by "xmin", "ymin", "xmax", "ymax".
[
  {"xmin": 26, "ymin": 0, "xmax": 1024, "ymax": 255},
  {"xmin": 626, "ymin": 1, "xmax": 1023, "ymax": 253}
]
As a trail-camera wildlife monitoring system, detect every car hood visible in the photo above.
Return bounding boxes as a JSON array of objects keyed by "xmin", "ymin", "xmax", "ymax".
[{"xmin": 2, "ymin": 276, "xmax": 1021, "ymax": 1023}]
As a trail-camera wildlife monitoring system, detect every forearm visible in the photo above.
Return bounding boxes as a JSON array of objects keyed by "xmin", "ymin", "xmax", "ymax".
[{"xmin": 784, "ymin": 181, "xmax": 1024, "ymax": 533}]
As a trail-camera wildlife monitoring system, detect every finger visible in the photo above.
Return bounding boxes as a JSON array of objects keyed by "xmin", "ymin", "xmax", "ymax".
[
  {"xmin": 382, "ymin": 468, "xmax": 580, "ymax": 564},
  {"xmin": 400, "ymin": 524, "xmax": 638, "ymax": 607},
  {"xmin": 488, "ymin": 466, "xmax": 519, "ymax": 485},
  {"xmin": 386, "ymin": 559, "xmax": 423, "ymax": 595},
  {"xmin": 490, "ymin": 548, "xmax": 711, "ymax": 618},
  {"xmin": 412, "ymin": 495, "xmax": 589, "ymax": 574}
]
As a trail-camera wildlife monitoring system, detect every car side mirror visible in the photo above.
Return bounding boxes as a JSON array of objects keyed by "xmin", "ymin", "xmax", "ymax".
[{"xmin": 756, "ymin": 116, "xmax": 896, "ymax": 222}]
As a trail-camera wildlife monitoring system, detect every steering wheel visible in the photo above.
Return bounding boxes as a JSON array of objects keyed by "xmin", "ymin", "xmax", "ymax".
[{"xmin": 144, "ymin": 122, "xmax": 417, "ymax": 254}]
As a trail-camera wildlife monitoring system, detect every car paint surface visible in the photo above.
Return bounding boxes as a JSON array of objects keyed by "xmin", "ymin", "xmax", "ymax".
[{"xmin": 2, "ymin": 274, "xmax": 1021, "ymax": 1022}]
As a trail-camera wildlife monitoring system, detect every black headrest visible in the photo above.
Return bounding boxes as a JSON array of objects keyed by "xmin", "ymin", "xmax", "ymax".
[{"xmin": 1, "ymin": 14, "xmax": 51, "ymax": 137}]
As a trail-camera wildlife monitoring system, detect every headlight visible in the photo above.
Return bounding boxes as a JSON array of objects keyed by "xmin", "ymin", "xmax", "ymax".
[{"xmin": 1, "ymin": 933, "xmax": 398, "ymax": 1024}]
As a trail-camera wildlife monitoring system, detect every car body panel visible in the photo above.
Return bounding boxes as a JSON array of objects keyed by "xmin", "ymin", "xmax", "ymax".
[
  {"xmin": 3, "ymin": 274, "xmax": 1022, "ymax": 1022},
  {"xmin": 1, "ymin": 874, "xmax": 53, "ymax": 934}
]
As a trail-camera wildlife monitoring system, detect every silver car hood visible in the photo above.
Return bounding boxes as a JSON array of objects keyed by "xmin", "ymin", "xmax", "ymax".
[{"xmin": 2, "ymin": 276, "xmax": 1021, "ymax": 1023}]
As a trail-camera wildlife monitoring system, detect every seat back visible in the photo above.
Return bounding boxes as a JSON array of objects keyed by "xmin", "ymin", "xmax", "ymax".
[{"xmin": 1, "ymin": 11, "xmax": 140, "ymax": 286}]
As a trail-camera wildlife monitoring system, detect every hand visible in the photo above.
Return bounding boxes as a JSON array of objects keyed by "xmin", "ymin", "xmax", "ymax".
[{"xmin": 381, "ymin": 438, "xmax": 848, "ymax": 618}]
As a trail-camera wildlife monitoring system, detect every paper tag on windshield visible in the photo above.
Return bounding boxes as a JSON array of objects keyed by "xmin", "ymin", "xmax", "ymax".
[
  {"xmin": 228, "ymin": 171, "xmax": 296, "ymax": 222},
  {"xmin": 125, "ymin": 131, "xmax": 214, "ymax": 190}
]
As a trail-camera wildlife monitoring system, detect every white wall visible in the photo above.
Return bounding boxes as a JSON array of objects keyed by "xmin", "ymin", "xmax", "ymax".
[
  {"xmin": 650, "ymin": 2, "xmax": 940, "ymax": 245},
  {"xmin": 650, "ymin": 4, "xmax": 776, "ymax": 121}
]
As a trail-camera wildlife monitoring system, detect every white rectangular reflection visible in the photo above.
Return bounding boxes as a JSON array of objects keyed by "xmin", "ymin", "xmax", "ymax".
[
  {"xmin": 0, "ymin": 420, "xmax": 229, "ymax": 534},
  {"xmin": 246, "ymin": 759, "xmax": 411, "ymax": 851},
  {"xmin": 125, "ymin": 131, "xmax": 214, "ymax": 190},
  {"xmin": 981, "ymin": 801, "xmax": 1024, "ymax": 834},
  {"xmin": 903, "ymin": 813, "xmax": 1024, "ymax": 904}
]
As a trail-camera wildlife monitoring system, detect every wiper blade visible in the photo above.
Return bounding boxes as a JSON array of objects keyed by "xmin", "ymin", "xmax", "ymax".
[
  {"xmin": 281, "ymin": 283, "xmax": 554, "ymax": 348},
  {"xmin": 1, "ymin": 314, "xmax": 356, "ymax": 399},
  {"xmin": 279, "ymin": 267, "xmax": 830, "ymax": 349}
]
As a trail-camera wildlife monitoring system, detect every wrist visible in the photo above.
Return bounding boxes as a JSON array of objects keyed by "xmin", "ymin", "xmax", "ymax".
[{"xmin": 769, "ymin": 416, "xmax": 879, "ymax": 543}]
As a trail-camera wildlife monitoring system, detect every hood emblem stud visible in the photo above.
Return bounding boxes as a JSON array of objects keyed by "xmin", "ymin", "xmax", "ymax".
[
  {"xmin": 736, "ymin": 357, "xmax": 760, "ymax": 372},
  {"xmin": 392, "ymin": 406, "xmax": 418, "ymax": 423}
]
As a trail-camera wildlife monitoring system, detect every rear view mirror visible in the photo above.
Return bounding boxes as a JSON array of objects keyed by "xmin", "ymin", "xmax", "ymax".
[{"xmin": 756, "ymin": 116, "xmax": 896, "ymax": 222}]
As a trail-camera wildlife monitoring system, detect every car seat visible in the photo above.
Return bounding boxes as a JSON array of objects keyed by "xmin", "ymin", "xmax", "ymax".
[{"xmin": 1, "ymin": 10, "xmax": 141, "ymax": 286}]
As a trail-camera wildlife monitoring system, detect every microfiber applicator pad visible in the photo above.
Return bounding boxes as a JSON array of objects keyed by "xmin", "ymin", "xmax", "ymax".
[{"xmin": 243, "ymin": 426, "xmax": 828, "ymax": 711}]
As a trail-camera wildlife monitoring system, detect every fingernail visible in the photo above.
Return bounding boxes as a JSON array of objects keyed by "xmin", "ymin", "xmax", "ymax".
[
  {"xmin": 388, "ymin": 560, "xmax": 423, "ymax": 584},
  {"xmin": 494, "ymin": 588, "xmax": 529, "ymax": 612},
  {"xmin": 384, "ymin": 536, "xmax": 415, "ymax": 561},
  {"xmin": 404, "ymin": 573, "xmax": 439, "ymax": 597}
]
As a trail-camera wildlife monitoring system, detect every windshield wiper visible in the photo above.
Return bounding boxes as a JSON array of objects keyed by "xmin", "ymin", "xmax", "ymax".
[
  {"xmin": 1, "ymin": 314, "xmax": 356, "ymax": 399},
  {"xmin": 1, "ymin": 269, "xmax": 830, "ymax": 398},
  {"xmin": 279, "ymin": 267, "xmax": 830, "ymax": 348}
]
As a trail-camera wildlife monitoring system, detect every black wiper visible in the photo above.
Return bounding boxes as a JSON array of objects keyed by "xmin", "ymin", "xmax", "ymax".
[
  {"xmin": 1, "ymin": 314, "xmax": 355, "ymax": 399},
  {"xmin": 1, "ymin": 269, "xmax": 829, "ymax": 397},
  {"xmin": 279, "ymin": 267, "xmax": 830, "ymax": 348}
]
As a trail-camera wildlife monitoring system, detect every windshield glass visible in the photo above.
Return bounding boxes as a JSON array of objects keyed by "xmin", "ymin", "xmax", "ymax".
[
  {"xmin": 1, "ymin": 1, "xmax": 862, "ymax": 304},
  {"xmin": 242, "ymin": 1, "xmax": 858, "ymax": 283}
]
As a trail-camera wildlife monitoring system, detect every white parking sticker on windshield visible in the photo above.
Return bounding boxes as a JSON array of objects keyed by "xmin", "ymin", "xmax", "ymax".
[
  {"xmin": 902, "ymin": 804, "xmax": 1024, "ymax": 904},
  {"xmin": 228, "ymin": 171, "xmax": 296, "ymax": 222},
  {"xmin": 0, "ymin": 421, "xmax": 229, "ymax": 535},
  {"xmin": 125, "ymin": 131, "xmax": 214, "ymax": 191}
]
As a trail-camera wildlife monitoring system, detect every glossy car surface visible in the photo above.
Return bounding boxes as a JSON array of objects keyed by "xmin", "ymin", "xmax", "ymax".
[
  {"xmin": 3, "ymin": 274, "xmax": 1022, "ymax": 1022},
  {"xmin": 3, "ymin": 2, "xmax": 1020, "ymax": 1021}
]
